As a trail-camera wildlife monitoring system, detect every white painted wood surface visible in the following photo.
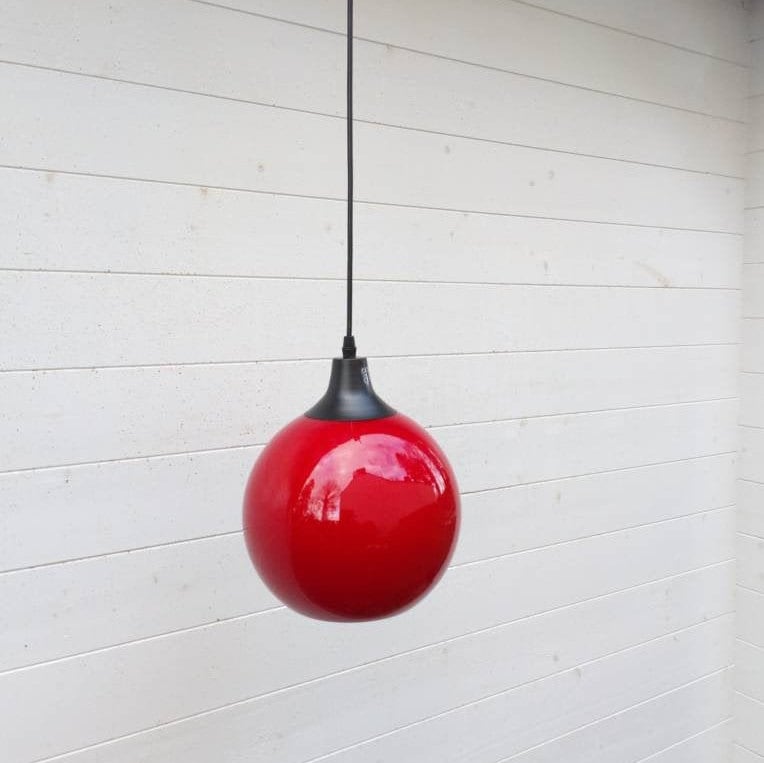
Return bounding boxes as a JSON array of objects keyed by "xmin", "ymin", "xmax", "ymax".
[
  {"xmin": 0, "ymin": 65, "xmax": 743, "ymax": 231},
  {"xmin": 642, "ymin": 722, "xmax": 732, "ymax": 763},
  {"xmin": 734, "ymin": 742, "xmax": 764, "ymax": 763},
  {"xmin": 521, "ymin": 0, "xmax": 747, "ymax": 64},
  {"xmin": 0, "ymin": 505, "xmax": 735, "ymax": 672},
  {"xmin": 0, "ymin": 568, "xmax": 735, "ymax": 762},
  {"xmin": 0, "ymin": 169, "xmax": 743, "ymax": 284},
  {"xmin": 0, "ymin": 1, "xmax": 747, "ymax": 761},
  {"xmin": 494, "ymin": 670, "xmax": 731, "ymax": 763},
  {"xmin": 739, "ymin": 10, "xmax": 764, "ymax": 756},
  {"xmin": 735, "ymin": 693, "xmax": 764, "ymax": 756},
  {"xmin": 741, "ymin": 427, "xmax": 764, "ymax": 483},
  {"xmin": 219, "ymin": 0, "xmax": 747, "ymax": 119},
  {"xmin": 0, "ymin": 274, "xmax": 741, "ymax": 370},
  {"xmin": 0, "ymin": 2, "xmax": 746, "ymax": 176},
  {"xmin": 738, "ymin": 585, "xmax": 764, "ymax": 648}
]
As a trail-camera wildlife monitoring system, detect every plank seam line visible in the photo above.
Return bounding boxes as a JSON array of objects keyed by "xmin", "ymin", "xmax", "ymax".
[
  {"xmin": 1, "ymin": 451, "xmax": 736, "ymax": 496},
  {"xmin": 461, "ymin": 452, "xmax": 736, "ymax": 496},
  {"xmin": 28, "ymin": 613, "xmax": 734, "ymax": 763},
  {"xmin": 0, "ymin": 268, "xmax": 743, "ymax": 291},
  {"xmin": 0, "ymin": 60, "xmax": 743, "ymax": 179},
  {"xmin": 0, "ymin": 456, "xmax": 738, "ymax": 572},
  {"xmin": 428, "ymin": 396, "xmax": 738, "ymax": 430},
  {"xmin": 0, "ymin": 529, "xmax": 245, "ymax": 577},
  {"xmin": 737, "ymin": 690, "xmax": 764, "ymax": 708},
  {"xmin": 0, "ymin": 342, "xmax": 742, "ymax": 375},
  {"xmin": 736, "ymin": 637, "xmax": 764, "ymax": 652},
  {"xmin": 0, "ymin": 164, "xmax": 744, "ymax": 235},
  {"xmin": 737, "ymin": 583, "xmax": 764, "ymax": 596},
  {"xmin": 510, "ymin": 0, "xmax": 747, "ymax": 67},
  {"xmin": 0, "ymin": 560, "xmax": 734, "ymax": 681},
  {"xmin": 0, "ymin": 502, "xmax": 734, "ymax": 579},
  {"xmin": 450, "ymin": 506, "xmax": 734, "ymax": 571},
  {"xmin": 495, "ymin": 689, "xmax": 732, "ymax": 763},
  {"xmin": 0, "ymin": 452, "xmax": 736, "ymax": 567},
  {"xmin": 0, "ymin": 398, "xmax": 738, "ymax": 475},
  {"xmin": 304, "ymin": 663, "xmax": 734, "ymax": 763},
  {"xmin": 734, "ymin": 742, "xmax": 764, "ymax": 759},
  {"xmin": 0, "ymin": 164, "xmax": 743, "ymax": 235},
  {"xmin": 185, "ymin": 0, "xmax": 747, "ymax": 123},
  {"xmin": 189, "ymin": 0, "xmax": 749, "ymax": 70},
  {"xmin": 633, "ymin": 718, "xmax": 733, "ymax": 763},
  {"xmin": 738, "ymin": 530, "xmax": 764, "ymax": 542}
]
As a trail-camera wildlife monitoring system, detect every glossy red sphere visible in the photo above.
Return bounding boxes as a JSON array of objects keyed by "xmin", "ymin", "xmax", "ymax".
[{"xmin": 243, "ymin": 413, "xmax": 459, "ymax": 621}]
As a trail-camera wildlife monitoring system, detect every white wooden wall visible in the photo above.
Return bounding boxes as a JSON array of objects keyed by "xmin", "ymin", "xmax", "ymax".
[
  {"xmin": 0, "ymin": 1, "xmax": 748, "ymax": 761},
  {"xmin": 738, "ymin": 2, "xmax": 764, "ymax": 760}
]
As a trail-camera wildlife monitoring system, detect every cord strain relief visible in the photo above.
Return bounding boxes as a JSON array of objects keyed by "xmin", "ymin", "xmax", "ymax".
[{"xmin": 342, "ymin": 334, "xmax": 357, "ymax": 359}]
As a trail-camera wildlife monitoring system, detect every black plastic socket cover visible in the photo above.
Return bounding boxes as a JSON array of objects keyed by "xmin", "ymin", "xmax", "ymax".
[{"xmin": 305, "ymin": 357, "xmax": 396, "ymax": 421}]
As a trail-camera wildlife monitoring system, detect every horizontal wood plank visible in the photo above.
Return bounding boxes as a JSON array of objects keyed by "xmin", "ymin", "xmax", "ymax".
[
  {"xmin": 0, "ymin": 345, "xmax": 738, "ymax": 471},
  {"xmin": 736, "ymin": 641, "xmax": 764, "ymax": 704},
  {"xmin": 0, "ymin": 272, "xmax": 741, "ymax": 370},
  {"xmin": 0, "ymin": 503, "xmax": 734, "ymax": 672},
  {"xmin": 744, "ymin": 265, "xmax": 764, "ymax": 316},
  {"xmin": 309, "ymin": 620, "xmax": 732, "ymax": 763},
  {"xmin": 742, "ymin": 373, "xmax": 764, "ymax": 427},
  {"xmin": 644, "ymin": 722, "xmax": 732, "ymax": 763},
  {"xmin": 742, "ymin": 323, "xmax": 764, "ymax": 373},
  {"xmin": 0, "ymin": 2, "xmax": 745, "ymax": 175},
  {"xmin": 0, "ymin": 169, "xmax": 743, "ymax": 285},
  {"xmin": 49, "ymin": 602, "xmax": 733, "ymax": 763},
  {"xmin": 734, "ymin": 693, "xmax": 764, "ymax": 756},
  {"xmin": 439, "ymin": 400, "xmax": 736, "ymax": 493},
  {"xmin": 502, "ymin": 670, "xmax": 731, "ymax": 763},
  {"xmin": 219, "ymin": 0, "xmax": 746, "ymax": 119},
  {"xmin": 733, "ymin": 742, "xmax": 764, "ymax": 762},
  {"xmin": 453, "ymin": 454, "xmax": 735, "ymax": 566},
  {"xmin": 737, "ymin": 586, "xmax": 764, "ymax": 649},
  {"xmin": 0, "ymin": 400, "xmax": 736, "ymax": 572},
  {"xmin": 745, "ymin": 208, "xmax": 764, "ymax": 263},
  {"xmin": 748, "ymin": 152, "xmax": 764, "ymax": 209},
  {"xmin": 353, "ymin": 0, "xmax": 747, "ymax": 120},
  {"xmin": 737, "ymin": 533, "xmax": 764, "ymax": 595},
  {"xmin": 0, "ymin": 566, "xmax": 733, "ymax": 762},
  {"xmin": 739, "ymin": 480, "xmax": 764, "ymax": 540},
  {"xmin": 518, "ymin": 0, "xmax": 747, "ymax": 63},
  {"xmin": 752, "ymin": 39, "xmax": 764, "ymax": 96},
  {"xmin": 0, "ymin": 448, "xmax": 735, "ymax": 574},
  {"xmin": 0, "ymin": 65, "xmax": 744, "ymax": 230},
  {"xmin": 741, "ymin": 427, "xmax": 764, "ymax": 483}
]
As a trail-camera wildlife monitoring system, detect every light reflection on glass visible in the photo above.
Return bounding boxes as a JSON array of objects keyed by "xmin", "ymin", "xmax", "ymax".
[{"xmin": 296, "ymin": 433, "xmax": 447, "ymax": 523}]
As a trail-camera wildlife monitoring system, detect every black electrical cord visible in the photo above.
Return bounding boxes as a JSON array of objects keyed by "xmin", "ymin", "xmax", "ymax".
[{"xmin": 342, "ymin": 0, "xmax": 357, "ymax": 360}]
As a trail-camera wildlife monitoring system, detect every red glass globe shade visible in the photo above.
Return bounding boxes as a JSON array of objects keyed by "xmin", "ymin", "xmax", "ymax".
[{"xmin": 243, "ymin": 358, "xmax": 460, "ymax": 621}]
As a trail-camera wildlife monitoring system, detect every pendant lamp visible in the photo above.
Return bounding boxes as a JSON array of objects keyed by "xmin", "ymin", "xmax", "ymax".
[{"xmin": 242, "ymin": 0, "xmax": 460, "ymax": 621}]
